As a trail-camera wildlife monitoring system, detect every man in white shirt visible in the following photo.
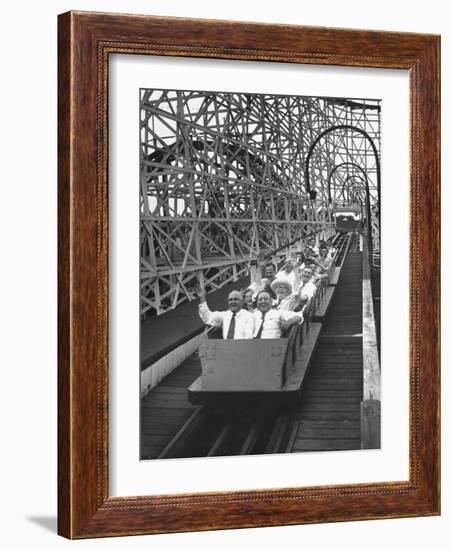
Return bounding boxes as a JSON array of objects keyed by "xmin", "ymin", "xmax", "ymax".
[
  {"xmin": 248, "ymin": 262, "xmax": 277, "ymax": 300},
  {"xmin": 198, "ymin": 290, "xmax": 254, "ymax": 339},
  {"xmin": 319, "ymin": 246, "xmax": 333, "ymax": 268},
  {"xmin": 306, "ymin": 235, "xmax": 319, "ymax": 256},
  {"xmin": 270, "ymin": 276, "xmax": 301, "ymax": 311},
  {"xmin": 297, "ymin": 267, "xmax": 317, "ymax": 308},
  {"xmin": 253, "ymin": 291, "xmax": 302, "ymax": 339},
  {"xmin": 276, "ymin": 259, "xmax": 298, "ymax": 291}
]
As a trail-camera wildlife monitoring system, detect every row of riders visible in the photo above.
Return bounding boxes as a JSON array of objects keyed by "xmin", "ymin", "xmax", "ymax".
[{"xmin": 198, "ymin": 236, "xmax": 336, "ymax": 340}]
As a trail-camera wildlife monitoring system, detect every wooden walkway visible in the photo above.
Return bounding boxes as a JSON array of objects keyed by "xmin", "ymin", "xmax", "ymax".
[
  {"xmin": 287, "ymin": 251, "xmax": 363, "ymax": 452},
  {"xmin": 141, "ymin": 355, "xmax": 200, "ymax": 459}
]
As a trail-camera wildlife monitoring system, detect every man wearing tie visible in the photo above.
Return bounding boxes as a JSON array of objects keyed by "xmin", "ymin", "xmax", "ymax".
[
  {"xmin": 253, "ymin": 291, "xmax": 302, "ymax": 339},
  {"xmin": 198, "ymin": 290, "xmax": 254, "ymax": 339}
]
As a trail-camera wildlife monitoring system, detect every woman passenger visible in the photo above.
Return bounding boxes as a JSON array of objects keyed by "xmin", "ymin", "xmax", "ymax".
[{"xmin": 242, "ymin": 287, "xmax": 256, "ymax": 313}]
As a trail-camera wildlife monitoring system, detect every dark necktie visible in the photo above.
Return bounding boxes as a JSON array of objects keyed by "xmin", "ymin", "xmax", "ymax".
[
  {"xmin": 226, "ymin": 312, "xmax": 236, "ymax": 339},
  {"xmin": 255, "ymin": 312, "xmax": 266, "ymax": 339}
]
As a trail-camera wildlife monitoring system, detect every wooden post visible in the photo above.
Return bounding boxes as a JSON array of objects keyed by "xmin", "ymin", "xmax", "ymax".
[
  {"xmin": 361, "ymin": 399, "xmax": 381, "ymax": 449},
  {"xmin": 361, "ymin": 237, "xmax": 381, "ymax": 449}
]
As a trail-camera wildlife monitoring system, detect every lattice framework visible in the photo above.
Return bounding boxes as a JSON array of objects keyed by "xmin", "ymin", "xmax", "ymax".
[{"xmin": 140, "ymin": 90, "xmax": 381, "ymax": 316}]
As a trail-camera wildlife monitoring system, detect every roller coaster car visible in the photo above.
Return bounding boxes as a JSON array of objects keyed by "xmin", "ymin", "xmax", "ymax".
[
  {"xmin": 333, "ymin": 205, "xmax": 362, "ymax": 233},
  {"xmin": 187, "ymin": 320, "xmax": 322, "ymax": 409}
]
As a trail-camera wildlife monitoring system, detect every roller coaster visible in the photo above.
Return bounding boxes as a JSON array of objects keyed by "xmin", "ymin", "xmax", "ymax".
[{"xmin": 139, "ymin": 89, "xmax": 381, "ymax": 459}]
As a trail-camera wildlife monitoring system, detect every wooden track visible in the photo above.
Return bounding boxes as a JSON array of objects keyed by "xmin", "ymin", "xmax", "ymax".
[
  {"xmin": 140, "ymin": 243, "xmax": 365, "ymax": 459},
  {"xmin": 141, "ymin": 355, "xmax": 201, "ymax": 459},
  {"xmin": 287, "ymin": 250, "xmax": 363, "ymax": 452}
]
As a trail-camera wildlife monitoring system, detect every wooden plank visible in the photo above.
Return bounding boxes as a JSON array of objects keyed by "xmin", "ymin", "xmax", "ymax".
[
  {"xmin": 141, "ymin": 401, "xmax": 193, "ymax": 409},
  {"xmin": 307, "ymin": 385, "xmax": 362, "ymax": 392},
  {"xmin": 285, "ymin": 420, "xmax": 300, "ymax": 452},
  {"xmin": 141, "ymin": 434, "xmax": 174, "ymax": 446},
  {"xmin": 292, "ymin": 439, "xmax": 361, "ymax": 452},
  {"xmin": 302, "ymin": 399, "xmax": 362, "ymax": 407},
  {"xmin": 141, "ymin": 393, "xmax": 193, "ymax": 404},
  {"xmin": 150, "ymin": 386, "xmax": 190, "ymax": 394},
  {"xmin": 361, "ymin": 399, "xmax": 381, "ymax": 449},
  {"xmin": 207, "ymin": 424, "xmax": 232, "ymax": 457},
  {"xmin": 140, "ymin": 407, "xmax": 191, "ymax": 418},
  {"xmin": 305, "ymin": 393, "xmax": 363, "ymax": 399},
  {"xmin": 140, "ymin": 445, "xmax": 165, "ymax": 459},
  {"xmin": 239, "ymin": 424, "xmax": 262, "ymax": 455},
  {"xmin": 299, "ymin": 401, "xmax": 361, "ymax": 410},
  {"xmin": 158, "ymin": 407, "xmax": 206, "ymax": 459},
  {"xmin": 296, "ymin": 419, "xmax": 361, "ymax": 430},
  {"xmin": 266, "ymin": 414, "xmax": 290, "ymax": 453},
  {"xmin": 295, "ymin": 426, "xmax": 361, "ymax": 438},
  {"xmin": 362, "ymin": 278, "xmax": 381, "ymax": 400},
  {"xmin": 295, "ymin": 411, "xmax": 362, "ymax": 421},
  {"xmin": 141, "ymin": 423, "xmax": 186, "ymax": 435},
  {"xmin": 163, "ymin": 374, "xmax": 201, "ymax": 382},
  {"xmin": 312, "ymin": 353, "xmax": 363, "ymax": 359}
]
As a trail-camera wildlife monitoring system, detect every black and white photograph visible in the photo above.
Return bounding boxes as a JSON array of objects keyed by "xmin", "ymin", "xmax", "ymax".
[
  {"xmin": 2, "ymin": 0, "xmax": 446, "ymax": 546},
  {"xmin": 139, "ymin": 88, "xmax": 381, "ymax": 460}
]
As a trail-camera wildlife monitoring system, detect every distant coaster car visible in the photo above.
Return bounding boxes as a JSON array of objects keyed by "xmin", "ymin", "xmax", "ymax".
[{"xmin": 332, "ymin": 204, "xmax": 362, "ymax": 232}]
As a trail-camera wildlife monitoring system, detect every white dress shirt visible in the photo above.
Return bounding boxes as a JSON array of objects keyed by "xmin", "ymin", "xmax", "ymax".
[
  {"xmin": 252, "ymin": 309, "xmax": 302, "ymax": 339},
  {"xmin": 274, "ymin": 295, "xmax": 299, "ymax": 311},
  {"xmin": 298, "ymin": 281, "xmax": 317, "ymax": 301},
  {"xmin": 198, "ymin": 303, "xmax": 254, "ymax": 339}
]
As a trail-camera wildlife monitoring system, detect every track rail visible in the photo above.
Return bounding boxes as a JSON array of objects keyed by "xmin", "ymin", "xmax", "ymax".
[{"xmin": 158, "ymin": 405, "xmax": 293, "ymax": 459}]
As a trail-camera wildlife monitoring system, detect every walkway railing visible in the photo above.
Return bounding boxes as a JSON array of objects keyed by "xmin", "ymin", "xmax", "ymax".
[{"xmin": 361, "ymin": 235, "xmax": 381, "ymax": 449}]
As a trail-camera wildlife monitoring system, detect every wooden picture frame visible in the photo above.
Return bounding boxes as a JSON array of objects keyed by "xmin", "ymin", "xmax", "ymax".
[{"xmin": 58, "ymin": 11, "xmax": 440, "ymax": 539}]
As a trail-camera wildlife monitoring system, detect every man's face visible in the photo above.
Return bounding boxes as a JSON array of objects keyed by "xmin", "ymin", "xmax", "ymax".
[
  {"xmin": 284, "ymin": 260, "xmax": 294, "ymax": 273},
  {"xmin": 228, "ymin": 291, "xmax": 243, "ymax": 313},
  {"xmin": 274, "ymin": 283, "xmax": 290, "ymax": 299},
  {"xmin": 256, "ymin": 292, "xmax": 272, "ymax": 313},
  {"xmin": 301, "ymin": 268, "xmax": 312, "ymax": 283},
  {"xmin": 264, "ymin": 265, "xmax": 275, "ymax": 279},
  {"xmin": 319, "ymin": 248, "xmax": 327, "ymax": 259}
]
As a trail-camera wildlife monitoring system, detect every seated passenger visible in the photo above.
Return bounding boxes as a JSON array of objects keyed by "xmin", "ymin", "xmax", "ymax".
[
  {"xmin": 318, "ymin": 246, "xmax": 333, "ymax": 268},
  {"xmin": 242, "ymin": 287, "xmax": 256, "ymax": 313},
  {"xmin": 307, "ymin": 258, "xmax": 329, "ymax": 285},
  {"xmin": 198, "ymin": 290, "xmax": 254, "ymax": 339},
  {"xmin": 253, "ymin": 291, "xmax": 302, "ymax": 339},
  {"xmin": 301, "ymin": 246, "xmax": 330, "ymax": 283},
  {"xmin": 249, "ymin": 262, "xmax": 277, "ymax": 300},
  {"xmin": 295, "ymin": 251, "xmax": 305, "ymax": 268},
  {"xmin": 305, "ymin": 235, "xmax": 319, "ymax": 256},
  {"xmin": 298, "ymin": 246, "xmax": 317, "ymax": 271},
  {"xmin": 262, "ymin": 263, "xmax": 278, "ymax": 299},
  {"xmin": 270, "ymin": 276, "xmax": 301, "ymax": 311},
  {"xmin": 326, "ymin": 237, "xmax": 336, "ymax": 257},
  {"xmin": 276, "ymin": 259, "xmax": 298, "ymax": 291},
  {"xmin": 297, "ymin": 267, "xmax": 317, "ymax": 309}
]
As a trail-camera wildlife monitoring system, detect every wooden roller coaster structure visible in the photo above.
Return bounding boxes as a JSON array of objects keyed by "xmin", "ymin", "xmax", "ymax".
[{"xmin": 140, "ymin": 90, "xmax": 381, "ymax": 317}]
